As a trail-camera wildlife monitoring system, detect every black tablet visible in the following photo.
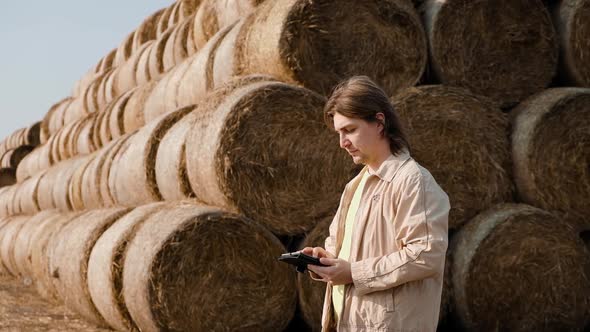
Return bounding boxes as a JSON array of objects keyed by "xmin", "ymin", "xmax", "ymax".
[{"xmin": 278, "ymin": 252, "xmax": 327, "ymax": 273}]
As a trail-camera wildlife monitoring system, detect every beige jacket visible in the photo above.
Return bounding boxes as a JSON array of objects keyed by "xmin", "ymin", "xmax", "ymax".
[{"xmin": 321, "ymin": 150, "xmax": 450, "ymax": 332}]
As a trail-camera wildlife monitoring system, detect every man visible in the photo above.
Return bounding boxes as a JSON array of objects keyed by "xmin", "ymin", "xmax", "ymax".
[{"xmin": 302, "ymin": 76, "xmax": 450, "ymax": 332}]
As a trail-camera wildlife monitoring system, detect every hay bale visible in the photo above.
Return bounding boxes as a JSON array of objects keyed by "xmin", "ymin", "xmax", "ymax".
[
  {"xmin": 235, "ymin": 0, "xmax": 426, "ymax": 96},
  {"xmin": 552, "ymin": 0, "xmax": 590, "ymax": 86},
  {"xmin": 14, "ymin": 171, "xmax": 43, "ymax": 215},
  {"xmin": 114, "ymin": 31, "xmax": 136, "ymax": 67},
  {"xmin": 0, "ymin": 168, "xmax": 16, "ymax": 188},
  {"xmin": 98, "ymin": 48, "xmax": 117, "ymax": 74},
  {"xmin": 173, "ymin": 16, "xmax": 195, "ymax": 63},
  {"xmin": 8, "ymin": 145, "xmax": 34, "ymax": 169},
  {"xmin": 0, "ymin": 185, "xmax": 17, "ymax": 217},
  {"xmin": 212, "ymin": 19, "xmax": 246, "ymax": 88},
  {"xmin": 88, "ymin": 202, "xmax": 171, "ymax": 331},
  {"xmin": 135, "ymin": 41, "xmax": 155, "ymax": 86},
  {"xmin": 74, "ymin": 114, "xmax": 98, "ymax": 156},
  {"xmin": 142, "ymin": 57, "xmax": 194, "ymax": 124},
  {"xmin": 133, "ymin": 8, "xmax": 166, "ymax": 51},
  {"xmin": 180, "ymin": 0, "xmax": 202, "ymax": 17},
  {"xmin": 96, "ymin": 69, "xmax": 116, "ymax": 111},
  {"xmin": 37, "ymin": 158, "xmax": 79, "ymax": 211},
  {"xmin": 167, "ymin": 1, "xmax": 184, "ymax": 27},
  {"xmin": 106, "ymin": 89, "xmax": 135, "ymax": 141},
  {"xmin": 297, "ymin": 216, "xmax": 332, "ymax": 330},
  {"xmin": 110, "ymin": 108, "xmax": 192, "ymax": 207},
  {"xmin": 156, "ymin": 75, "xmax": 275, "ymax": 201},
  {"xmin": 185, "ymin": 80, "xmax": 354, "ymax": 235},
  {"xmin": 67, "ymin": 154, "xmax": 98, "ymax": 211},
  {"xmin": 148, "ymin": 28, "xmax": 174, "ymax": 81},
  {"xmin": 511, "ymin": 87, "xmax": 590, "ymax": 223},
  {"xmin": 47, "ymin": 97, "xmax": 72, "ymax": 137},
  {"xmin": 113, "ymin": 41, "xmax": 153, "ymax": 96},
  {"xmin": 41, "ymin": 97, "xmax": 71, "ymax": 141},
  {"xmin": 50, "ymin": 207, "xmax": 132, "ymax": 325},
  {"xmin": 452, "ymin": 203, "xmax": 590, "ymax": 331},
  {"xmin": 156, "ymin": 5, "xmax": 175, "ymax": 36},
  {"xmin": 162, "ymin": 20, "xmax": 186, "ymax": 72},
  {"xmin": 391, "ymin": 85, "xmax": 514, "ymax": 229},
  {"xmin": 422, "ymin": 0, "xmax": 558, "ymax": 107},
  {"xmin": 13, "ymin": 210, "xmax": 60, "ymax": 281},
  {"xmin": 122, "ymin": 81, "xmax": 158, "ymax": 133},
  {"xmin": 62, "ymin": 96, "xmax": 86, "ymax": 129},
  {"xmin": 0, "ymin": 216, "xmax": 29, "ymax": 276},
  {"xmin": 25, "ymin": 121, "xmax": 41, "ymax": 147},
  {"xmin": 29, "ymin": 211, "xmax": 81, "ymax": 302},
  {"xmin": 123, "ymin": 202, "xmax": 296, "ymax": 331}
]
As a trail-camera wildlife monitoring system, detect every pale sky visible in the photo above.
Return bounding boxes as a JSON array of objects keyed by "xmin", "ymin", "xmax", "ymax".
[{"xmin": 0, "ymin": 1, "xmax": 172, "ymax": 140}]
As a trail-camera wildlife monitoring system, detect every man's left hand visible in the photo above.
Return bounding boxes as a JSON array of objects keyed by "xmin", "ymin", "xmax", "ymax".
[{"xmin": 308, "ymin": 257, "xmax": 353, "ymax": 285}]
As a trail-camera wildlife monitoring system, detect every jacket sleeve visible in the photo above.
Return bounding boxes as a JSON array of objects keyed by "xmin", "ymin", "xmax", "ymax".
[{"xmin": 350, "ymin": 172, "xmax": 450, "ymax": 296}]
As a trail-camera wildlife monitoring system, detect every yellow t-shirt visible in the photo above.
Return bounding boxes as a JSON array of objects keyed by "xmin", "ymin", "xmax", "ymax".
[{"xmin": 332, "ymin": 169, "xmax": 371, "ymax": 323}]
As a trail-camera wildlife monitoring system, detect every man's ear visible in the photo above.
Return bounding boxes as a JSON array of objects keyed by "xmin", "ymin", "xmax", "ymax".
[{"xmin": 375, "ymin": 112, "xmax": 385, "ymax": 133}]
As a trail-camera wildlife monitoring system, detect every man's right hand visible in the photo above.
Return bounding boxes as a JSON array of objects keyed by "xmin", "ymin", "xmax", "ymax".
[{"xmin": 300, "ymin": 247, "xmax": 335, "ymax": 282}]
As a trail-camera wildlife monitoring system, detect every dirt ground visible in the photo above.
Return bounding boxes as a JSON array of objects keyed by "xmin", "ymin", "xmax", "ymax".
[{"xmin": 0, "ymin": 275, "xmax": 111, "ymax": 332}]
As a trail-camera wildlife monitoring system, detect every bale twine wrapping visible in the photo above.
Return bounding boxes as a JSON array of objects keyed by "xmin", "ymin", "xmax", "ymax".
[
  {"xmin": 156, "ymin": 75, "xmax": 275, "ymax": 201},
  {"xmin": 422, "ymin": 0, "xmax": 558, "ymax": 107},
  {"xmin": 0, "ymin": 216, "xmax": 29, "ymax": 276},
  {"xmin": 30, "ymin": 211, "xmax": 81, "ymax": 302},
  {"xmin": 110, "ymin": 108, "xmax": 192, "ymax": 207},
  {"xmin": 452, "ymin": 203, "xmax": 590, "ymax": 331},
  {"xmin": 511, "ymin": 87, "xmax": 590, "ymax": 222},
  {"xmin": 13, "ymin": 210, "xmax": 60, "ymax": 280},
  {"xmin": 147, "ymin": 29, "xmax": 174, "ymax": 81},
  {"xmin": 235, "ymin": 0, "xmax": 426, "ymax": 96},
  {"xmin": 186, "ymin": 81, "xmax": 354, "ymax": 235},
  {"xmin": 113, "ymin": 41, "xmax": 154, "ymax": 97},
  {"xmin": 391, "ymin": 85, "xmax": 514, "ymax": 229},
  {"xmin": 0, "ymin": 168, "xmax": 16, "ymax": 188},
  {"xmin": 297, "ymin": 216, "xmax": 332, "ymax": 330},
  {"xmin": 122, "ymin": 81, "xmax": 158, "ymax": 133},
  {"xmin": 123, "ymin": 203, "xmax": 296, "ymax": 331},
  {"xmin": 133, "ymin": 8, "xmax": 166, "ymax": 51},
  {"xmin": 50, "ymin": 207, "xmax": 132, "ymax": 325},
  {"xmin": 88, "ymin": 202, "xmax": 171, "ymax": 331},
  {"xmin": 552, "ymin": 0, "xmax": 590, "ymax": 86}
]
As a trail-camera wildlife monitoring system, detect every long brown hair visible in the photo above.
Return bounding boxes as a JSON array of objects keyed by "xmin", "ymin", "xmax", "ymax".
[{"xmin": 324, "ymin": 76, "xmax": 410, "ymax": 155}]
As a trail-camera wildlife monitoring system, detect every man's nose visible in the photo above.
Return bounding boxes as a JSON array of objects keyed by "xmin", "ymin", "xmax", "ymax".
[{"xmin": 339, "ymin": 134, "xmax": 350, "ymax": 149}]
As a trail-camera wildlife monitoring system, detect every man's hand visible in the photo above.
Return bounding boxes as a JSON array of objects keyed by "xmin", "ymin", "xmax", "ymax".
[
  {"xmin": 300, "ymin": 247, "xmax": 335, "ymax": 281},
  {"xmin": 308, "ymin": 257, "xmax": 353, "ymax": 286}
]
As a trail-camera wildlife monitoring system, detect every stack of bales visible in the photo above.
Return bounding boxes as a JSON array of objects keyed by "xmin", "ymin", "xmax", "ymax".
[
  {"xmin": 1, "ymin": 0, "xmax": 589, "ymax": 331},
  {"xmin": 0, "ymin": 122, "xmax": 41, "ymax": 188}
]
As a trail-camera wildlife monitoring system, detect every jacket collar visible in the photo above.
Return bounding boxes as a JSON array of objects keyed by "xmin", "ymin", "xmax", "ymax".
[{"xmin": 368, "ymin": 148, "xmax": 411, "ymax": 183}]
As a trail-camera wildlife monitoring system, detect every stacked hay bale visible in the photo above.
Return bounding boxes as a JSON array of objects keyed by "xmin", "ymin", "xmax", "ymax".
[{"xmin": 0, "ymin": 0, "xmax": 589, "ymax": 331}]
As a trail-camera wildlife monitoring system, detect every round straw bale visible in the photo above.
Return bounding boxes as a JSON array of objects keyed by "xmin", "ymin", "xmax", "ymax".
[
  {"xmin": 54, "ymin": 121, "xmax": 79, "ymax": 162},
  {"xmin": 171, "ymin": 24, "xmax": 233, "ymax": 118},
  {"xmin": 25, "ymin": 121, "xmax": 41, "ymax": 147},
  {"xmin": 133, "ymin": 8, "xmax": 165, "ymax": 51},
  {"xmin": 85, "ymin": 71, "xmax": 113, "ymax": 114},
  {"xmin": 186, "ymin": 81, "xmax": 354, "ymax": 235},
  {"xmin": 552, "ymin": 0, "xmax": 590, "ymax": 86},
  {"xmin": 135, "ymin": 41, "xmax": 155, "ymax": 86},
  {"xmin": 111, "ymin": 108, "xmax": 192, "ymax": 207},
  {"xmin": 106, "ymin": 89, "xmax": 135, "ymax": 141},
  {"xmin": 0, "ymin": 217, "xmax": 9, "ymax": 273},
  {"xmin": 297, "ymin": 215, "xmax": 332, "ymax": 330},
  {"xmin": 167, "ymin": 1, "xmax": 183, "ymax": 27},
  {"xmin": 180, "ymin": 0, "xmax": 202, "ymax": 17},
  {"xmin": 88, "ymin": 202, "xmax": 171, "ymax": 331},
  {"xmin": 36, "ymin": 158, "xmax": 79, "ymax": 211},
  {"xmin": 422, "ymin": 0, "xmax": 558, "ymax": 107},
  {"xmin": 114, "ymin": 41, "xmax": 153, "ymax": 95},
  {"xmin": 14, "ymin": 171, "xmax": 43, "ymax": 215},
  {"xmin": 1, "ymin": 149, "xmax": 15, "ymax": 169},
  {"xmin": 156, "ymin": 75, "xmax": 276, "ymax": 201},
  {"xmin": 74, "ymin": 114, "xmax": 98, "ymax": 156},
  {"xmin": 391, "ymin": 85, "xmax": 514, "ymax": 229},
  {"xmin": 156, "ymin": 5, "xmax": 175, "ymax": 36},
  {"xmin": 236, "ymin": 0, "xmax": 426, "ymax": 96},
  {"xmin": 162, "ymin": 22, "xmax": 185, "ymax": 72},
  {"xmin": 0, "ymin": 215, "xmax": 29, "ymax": 276},
  {"xmin": 142, "ymin": 57, "xmax": 193, "ymax": 124},
  {"xmin": 9, "ymin": 145, "xmax": 34, "ymax": 170},
  {"xmin": 50, "ymin": 207, "xmax": 131, "ymax": 325},
  {"xmin": 453, "ymin": 203, "xmax": 590, "ymax": 331},
  {"xmin": 211, "ymin": 19, "xmax": 246, "ymax": 88},
  {"xmin": 96, "ymin": 69, "xmax": 116, "ymax": 111},
  {"xmin": 148, "ymin": 28, "xmax": 174, "ymax": 81},
  {"xmin": 0, "ymin": 185, "xmax": 18, "ymax": 217},
  {"xmin": 122, "ymin": 81, "xmax": 158, "ymax": 134},
  {"xmin": 98, "ymin": 48, "xmax": 117, "ymax": 74},
  {"xmin": 114, "ymin": 31, "xmax": 136, "ymax": 67},
  {"xmin": 28, "ymin": 211, "xmax": 79, "ymax": 302},
  {"xmin": 0, "ymin": 168, "xmax": 16, "ymax": 188},
  {"xmin": 511, "ymin": 87, "xmax": 590, "ymax": 222},
  {"xmin": 42, "ymin": 97, "xmax": 71, "ymax": 141},
  {"xmin": 99, "ymin": 134, "xmax": 135, "ymax": 208},
  {"xmin": 62, "ymin": 96, "xmax": 86, "ymax": 126},
  {"xmin": 48, "ymin": 97, "xmax": 71, "ymax": 136},
  {"xmin": 123, "ymin": 203, "xmax": 296, "ymax": 331},
  {"xmin": 67, "ymin": 154, "xmax": 98, "ymax": 211},
  {"xmin": 13, "ymin": 210, "xmax": 60, "ymax": 280},
  {"xmin": 173, "ymin": 16, "xmax": 194, "ymax": 63}
]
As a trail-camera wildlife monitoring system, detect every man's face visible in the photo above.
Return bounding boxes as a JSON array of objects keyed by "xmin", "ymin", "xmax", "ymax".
[{"xmin": 333, "ymin": 112, "xmax": 383, "ymax": 165}]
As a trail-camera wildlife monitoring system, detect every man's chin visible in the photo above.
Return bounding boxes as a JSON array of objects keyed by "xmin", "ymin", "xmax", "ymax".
[{"xmin": 351, "ymin": 156, "xmax": 365, "ymax": 165}]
